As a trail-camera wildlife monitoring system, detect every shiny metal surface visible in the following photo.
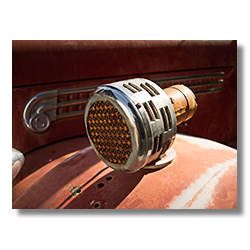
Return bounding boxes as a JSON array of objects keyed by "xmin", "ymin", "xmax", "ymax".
[
  {"xmin": 143, "ymin": 147, "xmax": 176, "ymax": 170},
  {"xmin": 154, "ymin": 71, "xmax": 225, "ymax": 97},
  {"xmin": 154, "ymin": 72, "xmax": 225, "ymax": 84},
  {"xmin": 84, "ymin": 78, "xmax": 177, "ymax": 173},
  {"xmin": 12, "ymin": 148, "xmax": 25, "ymax": 180},
  {"xmin": 23, "ymin": 86, "xmax": 95, "ymax": 132},
  {"xmin": 164, "ymin": 84, "xmax": 197, "ymax": 125}
]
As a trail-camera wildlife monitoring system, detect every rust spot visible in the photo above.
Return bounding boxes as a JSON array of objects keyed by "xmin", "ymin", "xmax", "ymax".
[
  {"xmin": 92, "ymin": 201, "xmax": 101, "ymax": 209},
  {"xmin": 64, "ymin": 184, "xmax": 71, "ymax": 190},
  {"xmin": 175, "ymin": 106, "xmax": 187, "ymax": 117},
  {"xmin": 170, "ymin": 97, "xmax": 175, "ymax": 104},
  {"xmin": 70, "ymin": 185, "xmax": 83, "ymax": 197}
]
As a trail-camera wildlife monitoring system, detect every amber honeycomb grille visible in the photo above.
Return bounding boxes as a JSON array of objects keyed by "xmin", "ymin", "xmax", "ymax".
[{"xmin": 87, "ymin": 101, "xmax": 132, "ymax": 164}]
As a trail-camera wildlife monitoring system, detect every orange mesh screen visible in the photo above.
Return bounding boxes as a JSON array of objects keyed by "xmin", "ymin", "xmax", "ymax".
[{"xmin": 87, "ymin": 101, "xmax": 132, "ymax": 164}]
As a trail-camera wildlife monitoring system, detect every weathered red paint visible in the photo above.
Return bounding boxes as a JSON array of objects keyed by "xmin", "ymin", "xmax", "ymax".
[
  {"xmin": 12, "ymin": 40, "xmax": 236, "ymax": 87},
  {"xmin": 12, "ymin": 41, "xmax": 237, "ymax": 154},
  {"xmin": 12, "ymin": 134, "xmax": 237, "ymax": 209}
]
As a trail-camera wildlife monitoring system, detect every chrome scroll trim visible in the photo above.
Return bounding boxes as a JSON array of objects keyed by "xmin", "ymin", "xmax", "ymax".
[{"xmin": 23, "ymin": 86, "xmax": 96, "ymax": 133}]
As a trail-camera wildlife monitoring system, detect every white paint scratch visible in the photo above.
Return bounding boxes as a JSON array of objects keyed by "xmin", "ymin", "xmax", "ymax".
[
  {"xmin": 167, "ymin": 158, "xmax": 237, "ymax": 209},
  {"xmin": 62, "ymin": 146, "xmax": 93, "ymax": 163}
]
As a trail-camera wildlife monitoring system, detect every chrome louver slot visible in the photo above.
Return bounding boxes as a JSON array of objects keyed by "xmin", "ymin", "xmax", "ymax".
[
  {"xmin": 23, "ymin": 86, "xmax": 96, "ymax": 133},
  {"xmin": 154, "ymin": 72, "xmax": 225, "ymax": 95}
]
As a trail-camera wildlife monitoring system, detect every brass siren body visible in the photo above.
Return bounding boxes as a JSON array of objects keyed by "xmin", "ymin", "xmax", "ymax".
[{"xmin": 164, "ymin": 85, "xmax": 198, "ymax": 126}]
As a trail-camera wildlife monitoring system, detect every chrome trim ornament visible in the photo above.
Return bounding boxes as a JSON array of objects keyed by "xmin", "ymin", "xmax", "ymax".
[{"xmin": 23, "ymin": 86, "xmax": 96, "ymax": 133}]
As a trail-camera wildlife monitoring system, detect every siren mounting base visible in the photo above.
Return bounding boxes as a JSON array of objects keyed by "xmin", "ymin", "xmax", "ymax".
[{"xmin": 143, "ymin": 148, "xmax": 176, "ymax": 170}]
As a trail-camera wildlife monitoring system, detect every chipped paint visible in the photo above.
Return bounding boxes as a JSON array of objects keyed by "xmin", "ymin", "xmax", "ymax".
[
  {"xmin": 64, "ymin": 184, "xmax": 71, "ymax": 190},
  {"xmin": 167, "ymin": 158, "xmax": 237, "ymax": 209},
  {"xmin": 70, "ymin": 185, "xmax": 83, "ymax": 197},
  {"xmin": 92, "ymin": 201, "xmax": 101, "ymax": 209}
]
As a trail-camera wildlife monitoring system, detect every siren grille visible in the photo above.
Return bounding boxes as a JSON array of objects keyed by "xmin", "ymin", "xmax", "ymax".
[{"xmin": 87, "ymin": 100, "xmax": 132, "ymax": 164}]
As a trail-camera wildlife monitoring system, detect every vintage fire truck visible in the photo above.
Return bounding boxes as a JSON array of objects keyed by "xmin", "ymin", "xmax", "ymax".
[{"xmin": 12, "ymin": 40, "xmax": 237, "ymax": 209}]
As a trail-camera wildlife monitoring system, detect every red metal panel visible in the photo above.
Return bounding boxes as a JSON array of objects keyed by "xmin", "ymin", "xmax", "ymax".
[
  {"xmin": 12, "ymin": 41, "xmax": 237, "ymax": 154},
  {"xmin": 12, "ymin": 40, "xmax": 237, "ymax": 87},
  {"xmin": 12, "ymin": 67, "xmax": 237, "ymax": 154},
  {"xmin": 12, "ymin": 134, "xmax": 237, "ymax": 209},
  {"xmin": 177, "ymin": 67, "xmax": 237, "ymax": 143}
]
